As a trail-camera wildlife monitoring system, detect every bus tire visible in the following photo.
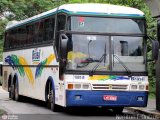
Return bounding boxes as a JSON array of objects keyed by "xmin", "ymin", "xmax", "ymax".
[
  {"xmin": 11, "ymin": 84, "xmax": 15, "ymax": 100},
  {"xmin": 50, "ymin": 89, "xmax": 56, "ymax": 111},
  {"xmin": 8, "ymin": 76, "xmax": 12, "ymax": 98},
  {"xmin": 8, "ymin": 86, "xmax": 11, "ymax": 98},
  {"xmin": 15, "ymin": 80, "xmax": 20, "ymax": 101},
  {"xmin": 46, "ymin": 83, "xmax": 58, "ymax": 112},
  {"xmin": 8, "ymin": 85, "xmax": 12, "ymax": 98},
  {"xmin": 112, "ymin": 107, "xmax": 124, "ymax": 115}
]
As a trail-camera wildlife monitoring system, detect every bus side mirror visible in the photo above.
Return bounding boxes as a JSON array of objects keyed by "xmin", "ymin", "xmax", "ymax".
[
  {"xmin": 152, "ymin": 40, "xmax": 159, "ymax": 61},
  {"xmin": 60, "ymin": 34, "xmax": 68, "ymax": 60},
  {"xmin": 0, "ymin": 63, "xmax": 2, "ymax": 76}
]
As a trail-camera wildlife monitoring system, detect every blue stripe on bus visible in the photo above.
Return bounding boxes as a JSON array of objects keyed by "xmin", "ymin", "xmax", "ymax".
[
  {"xmin": 69, "ymin": 11, "xmax": 144, "ymax": 17},
  {"xmin": 7, "ymin": 9, "xmax": 144, "ymax": 31},
  {"xmin": 66, "ymin": 90, "xmax": 148, "ymax": 107}
]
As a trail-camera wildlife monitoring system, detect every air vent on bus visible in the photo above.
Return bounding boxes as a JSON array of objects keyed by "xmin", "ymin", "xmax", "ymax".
[{"xmin": 92, "ymin": 84, "xmax": 128, "ymax": 91}]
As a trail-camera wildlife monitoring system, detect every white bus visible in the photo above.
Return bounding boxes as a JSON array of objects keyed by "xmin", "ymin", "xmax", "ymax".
[{"xmin": 1, "ymin": 3, "xmax": 158, "ymax": 113}]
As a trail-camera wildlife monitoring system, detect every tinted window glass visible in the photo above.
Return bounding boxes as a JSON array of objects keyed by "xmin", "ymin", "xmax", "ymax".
[{"xmin": 70, "ymin": 16, "xmax": 145, "ymax": 34}]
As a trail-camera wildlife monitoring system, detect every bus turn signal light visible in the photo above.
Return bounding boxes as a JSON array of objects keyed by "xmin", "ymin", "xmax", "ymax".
[{"xmin": 68, "ymin": 84, "xmax": 73, "ymax": 89}]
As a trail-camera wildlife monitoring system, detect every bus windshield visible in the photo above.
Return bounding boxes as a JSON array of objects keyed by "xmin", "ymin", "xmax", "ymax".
[
  {"xmin": 69, "ymin": 16, "xmax": 145, "ymax": 34},
  {"xmin": 66, "ymin": 16, "xmax": 146, "ymax": 72}
]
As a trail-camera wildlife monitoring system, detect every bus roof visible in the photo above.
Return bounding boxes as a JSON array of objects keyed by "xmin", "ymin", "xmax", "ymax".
[{"xmin": 6, "ymin": 3, "xmax": 144, "ymax": 30}]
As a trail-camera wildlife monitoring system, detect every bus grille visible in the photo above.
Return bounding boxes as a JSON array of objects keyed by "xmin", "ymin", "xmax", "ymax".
[{"xmin": 92, "ymin": 84, "xmax": 128, "ymax": 91}]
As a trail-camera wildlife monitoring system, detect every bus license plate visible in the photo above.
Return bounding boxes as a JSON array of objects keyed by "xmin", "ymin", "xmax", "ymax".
[{"xmin": 103, "ymin": 95, "xmax": 117, "ymax": 101}]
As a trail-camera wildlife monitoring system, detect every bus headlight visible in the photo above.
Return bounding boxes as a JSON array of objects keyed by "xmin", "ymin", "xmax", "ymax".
[
  {"xmin": 82, "ymin": 84, "xmax": 90, "ymax": 89},
  {"xmin": 131, "ymin": 85, "xmax": 138, "ymax": 90},
  {"xmin": 67, "ymin": 83, "xmax": 91, "ymax": 90},
  {"xmin": 139, "ymin": 85, "xmax": 145, "ymax": 90},
  {"xmin": 75, "ymin": 84, "xmax": 81, "ymax": 89}
]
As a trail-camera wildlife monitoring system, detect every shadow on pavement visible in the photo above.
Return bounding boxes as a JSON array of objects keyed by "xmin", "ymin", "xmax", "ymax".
[
  {"xmin": 17, "ymin": 96, "xmax": 125, "ymax": 116},
  {"xmin": 17, "ymin": 96, "xmax": 137, "ymax": 118},
  {"xmin": 18, "ymin": 96, "xmax": 46, "ymax": 107}
]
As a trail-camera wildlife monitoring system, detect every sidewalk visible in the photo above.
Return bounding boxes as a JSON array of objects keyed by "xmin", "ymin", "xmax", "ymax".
[
  {"xmin": 0, "ymin": 86, "xmax": 9, "ymax": 100},
  {"xmin": 127, "ymin": 99, "xmax": 160, "ymax": 119},
  {"xmin": 0, "ymin": 86, "xmax": 7, "ymax": 93}
]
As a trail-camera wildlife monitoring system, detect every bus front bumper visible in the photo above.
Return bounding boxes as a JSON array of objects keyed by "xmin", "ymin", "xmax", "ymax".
[{"xmin": 66, "ymin": 90, "xmax": 148, "ymax": 107}]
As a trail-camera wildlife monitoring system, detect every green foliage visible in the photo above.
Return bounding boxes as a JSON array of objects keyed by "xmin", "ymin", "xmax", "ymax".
[
  {"xmin": 0, "ymin": 0, "xmax": 157, "ymax": 94},
  {"xmin": 7, "ymin": 0, "xmax": 56, "ymax": 20}
]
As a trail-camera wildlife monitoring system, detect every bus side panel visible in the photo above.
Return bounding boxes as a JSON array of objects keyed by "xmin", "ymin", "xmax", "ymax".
[
  {"xmin": 2, "ymin": 66, "xmax": 13, "ymax": 91},
  {"xmin": 2, "ymin": 46, "xmax": 66, "ymax": 106}
]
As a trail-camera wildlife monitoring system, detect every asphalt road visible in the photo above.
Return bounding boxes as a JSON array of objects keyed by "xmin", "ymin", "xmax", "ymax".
[{"xmin": 0, "ymin": 87, "xmax": 151, "ymax": 120}]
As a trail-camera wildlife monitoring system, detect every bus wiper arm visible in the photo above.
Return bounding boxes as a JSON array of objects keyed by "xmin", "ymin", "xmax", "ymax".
[
  {"xmin": 113, "ymin": 55, "xmax": 132, "ymax": 76},
  {"xmin": 89, "ymin": 43, "xmax": 107, "ymax": 76},
  {"xmin": 89, "ymin": 53, "xmax": 107, "ymax": 76}
]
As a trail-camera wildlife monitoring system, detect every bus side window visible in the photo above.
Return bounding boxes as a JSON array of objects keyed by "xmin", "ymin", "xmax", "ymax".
[
  {"xmin": 38, "ymin": 21, "xmax": 44, "ymax": 43},
  {"xmin": 58, "ymin": 15, "xmax": 66, "ymax": 31},
  {"xmin": 15, "ymin": 28, "xmax": 22, "ymax": 47},
  {"xmin": 10, "ymin": 31, "xmax": 13, "ymax": 48},
  {"xmin": 27, "ymin": 25, "xmax": 34, "ymax": 45},
  {"xmin": 19, "ymin": 27, "xmax": 26, "ymax": 47},
  {"xmin": 49, "ymin": 18, "xmax": 55, "ymax": 41},
  {"xmin": 34, "ymin": 22, "xmax": 39, "ymax": 44},
  {"xmin": 26, "ymin": 26, "xmax": 32, "ymax": 45},
  {"xmin": 13, "ymin": 30, "xmax": 16, "ymax": 48},
  {"xmin": 55, "ymin": 14, "xmax": 66, "ymax": 55},
  {"xmin": 44, "ymin": 19, "xmax": 49, "ymax": 41},
  {"xmin": 4, "ymin": 32, "xmax": 9, "ymax": 49}
]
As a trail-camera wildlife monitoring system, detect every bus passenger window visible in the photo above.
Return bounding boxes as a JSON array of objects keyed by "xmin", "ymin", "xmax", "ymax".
[
  {"xmin": 44, "ymin": 18, "xmax": 55, "ymax": 42},
  {"xmin": 58, "ymin": 15, "xmax": 66, "ymax": 31},
  {"xmin": 14, "ymin": 30, "xmax": 18, "ymax": 48},
  {"xmin": 34, "ymin": 23, "xmax": 39, "ymax": 43},
  {"xmin": 55, "ymin": 15, "xmax": 66, "ymax": 56},
  {"xmin": 20, "ymin": 27, "xmax": 27, "ymax": 47},
  {"xmin": 48, "ymin": 18, "xmax": 55, "ymax": 41},
  {"xmin": 38, "ymin": 22, "xmax": 44, "ymax": 42},
  {"xmin": 4, "ymin": 32, "xmax": 10, "ymax": 49},
  {"xmin": 10, "ymin": 30, "xmax": 13, "ymax": 48},
  {"xmin": 27, "ymin": 25, "xmax": 34, "ymax": 45},
  {"xmin": 44, "ymin": 19, "xmax": 50, "ymax": 41}
]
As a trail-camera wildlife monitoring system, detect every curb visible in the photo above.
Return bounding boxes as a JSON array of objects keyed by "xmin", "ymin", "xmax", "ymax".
[{"xmin": 126, "ymin": 107, "xmax": 160, "ymax": 119}]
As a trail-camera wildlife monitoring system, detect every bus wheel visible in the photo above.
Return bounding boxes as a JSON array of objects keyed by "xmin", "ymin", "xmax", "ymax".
[
  {"xmin": 50, "ymin": 90, "xmax": 55, "ymax": 111},
  {"xmin": 47, "ymin": 85, "xmax": 58, "ymax": 112},
  {"xmin": 8, "ymin": 77, "xmax": 12, "ymax": 98},
  {"xmin": 15, "ymin": 80, "xmax": 20, "ymax": 101},
  {"xmin": 11, "ymin": 84, "xmax": 15, "ymax": 100},
  {"xmin": 8, "ymin": 85, "xmax": 12, "ymax": 98},
  {"xmin": 112, "ymin": 107, "xmax": 124, "ymax": 114}
]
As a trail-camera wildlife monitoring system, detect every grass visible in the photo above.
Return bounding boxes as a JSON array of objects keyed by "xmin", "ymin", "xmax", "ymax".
[
  {"xmin": 149, "ymin": 93, "xmax": 156, "ymax": 99},
  {"xmin": 148, "ymin": 84, "xmax": 156, "ymax": 99}
]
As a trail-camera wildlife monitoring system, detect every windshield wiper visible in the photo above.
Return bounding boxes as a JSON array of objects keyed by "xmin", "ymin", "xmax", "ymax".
[
  {"xmin": 89, "ymin": 44, "xmax": 107, "ymax": 76},
  {"xmin": 77, "ymin": 58, "xmax": 100, "ymax": 68},
  {"xmin": 89, "ymin": 46, "xmax": 132, "ymax": 76},
  {"xmin": 113, "ymin": 54, "xmax": 132, "ymax": 76}
]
